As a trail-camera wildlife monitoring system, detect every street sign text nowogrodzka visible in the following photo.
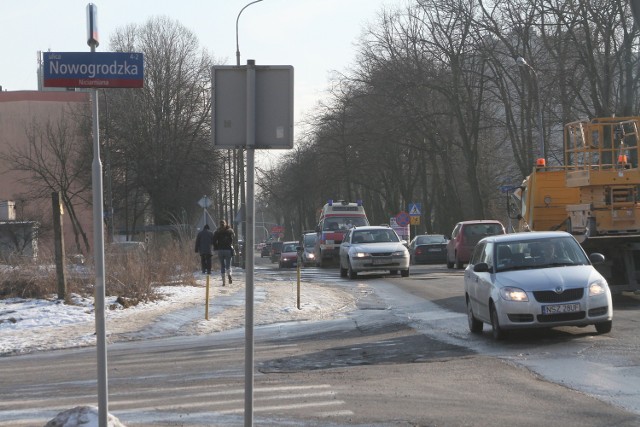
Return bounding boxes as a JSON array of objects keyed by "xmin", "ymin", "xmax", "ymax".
[{"xmin": 43, "ymin": 51, "xmax": 144, "ymax": 88}]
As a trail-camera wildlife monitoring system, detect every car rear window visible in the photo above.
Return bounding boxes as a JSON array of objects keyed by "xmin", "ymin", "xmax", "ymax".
[{"xmin": 419, "ymin": 235, "xmax": 446, "ymax": 244}]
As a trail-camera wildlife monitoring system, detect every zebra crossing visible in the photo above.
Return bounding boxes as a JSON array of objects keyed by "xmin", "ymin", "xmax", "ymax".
[{"xmin": 0, "ymin": 341, "xmax": 354, "ymax": 426}]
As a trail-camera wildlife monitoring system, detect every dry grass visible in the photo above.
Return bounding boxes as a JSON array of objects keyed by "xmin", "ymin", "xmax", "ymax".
[{"xmin": 0, "ymin": 238, "xmax": 200, "ymax": 304}]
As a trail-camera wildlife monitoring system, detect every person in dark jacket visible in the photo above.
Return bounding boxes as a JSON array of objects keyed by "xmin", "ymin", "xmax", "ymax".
[
  {"xmin": 213, "ymin": 219, "xmax": 235, "ymax": 285},
  {"xmin": 195, "ymin": 224, "xmax": 215, "ymax": 275}
]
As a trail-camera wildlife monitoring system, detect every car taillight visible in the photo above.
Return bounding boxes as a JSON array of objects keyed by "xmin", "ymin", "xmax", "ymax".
[{"xmin": 416, "ymin": 248, "xmax": 424, "ymax": 255}]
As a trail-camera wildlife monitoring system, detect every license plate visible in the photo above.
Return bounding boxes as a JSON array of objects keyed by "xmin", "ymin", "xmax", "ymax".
[
  {"xmin": 542, "ymin": 303, "xmax": 580, "ymax": 314},
  {"xmin": 372, "ymin": 257, "xmax": 391, "ymax": 265},
  {"xmin": 428, "ymin": 248, "xmax": 441, "ymax": 252}
]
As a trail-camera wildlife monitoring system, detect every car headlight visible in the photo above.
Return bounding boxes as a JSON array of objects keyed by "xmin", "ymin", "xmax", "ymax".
[
  {"xmin": 307, "ymin": 253, "xmax": 315, "ymax": 259},
  {"xmin": 589, "ymin": 280, "xmax": 607, "ymax": 296},
  {"xmin": 500, "ymin": 287, "xmax": 529, "ymax": 302},
  {"xmin": 353, "ymin": 252, "xmax": 367, "ymax": 258},
  {"xmin": 392, "ymin": 250, "xmax": 407, "ymax": 256}
]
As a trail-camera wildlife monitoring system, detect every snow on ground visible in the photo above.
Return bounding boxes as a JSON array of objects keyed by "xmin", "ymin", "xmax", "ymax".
[
  {"xmin": 1, "ymin": 269, "xmax": 359, "ymax": 425},
  {"xmin": 0, "ymin": 270, "xmax": 358, "ymax": 356}
]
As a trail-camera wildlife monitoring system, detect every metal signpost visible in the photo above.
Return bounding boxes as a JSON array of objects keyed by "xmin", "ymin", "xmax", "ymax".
[
  {"xmin": 393, "ymin": 211, "xmax": 411, "ymax": 241},
  {"xmin": 212, "ymin": 62, "xmax": 293, "ymax": 426},
  {"xmin": 42, "ymin": 4, "xmax": 144, "ymax": 426}
]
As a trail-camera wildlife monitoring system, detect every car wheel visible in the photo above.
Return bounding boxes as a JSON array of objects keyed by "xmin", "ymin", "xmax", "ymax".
[
  {"xmin": 340, "ymin": 266, "xmax": 347, "ymax": 277},
  {"xmin": 490, "ymin": 303, "xmax": 506, "ymax": 340},
  {"xmin": 467, "ymin": 298, "xmax": 483, "ymax": 334},
  {"xmin": 455, "ymin": 252, "xmax": 464, "ymax": 269},
  {"xmin": 400, "ymin": 269, "xmax": 409, "ymax": 277},
  {"xmin": 595, "ymin": 320, "xmax": 612, "ymax": 334},
  {"xmin": 347, "ymin": 261, "xmax": 357, "ymax": 279},
  {"xmin": 390, "ymin": 269, "xmax": 398, "ymax": 275},
  {"xmin": 446, "ymin": 254, "xmax": 454, "ymax": 269}
]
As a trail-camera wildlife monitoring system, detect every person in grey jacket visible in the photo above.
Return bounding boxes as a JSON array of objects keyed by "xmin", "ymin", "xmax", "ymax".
[{"xmin": 195, "ymin": 224, "xmax": 215, "ymax": 274}]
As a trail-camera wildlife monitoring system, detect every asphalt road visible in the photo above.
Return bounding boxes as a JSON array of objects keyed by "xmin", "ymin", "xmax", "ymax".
[{"xmin": 1, "ymin": 258, "xmax": 639, "ymax": 426}]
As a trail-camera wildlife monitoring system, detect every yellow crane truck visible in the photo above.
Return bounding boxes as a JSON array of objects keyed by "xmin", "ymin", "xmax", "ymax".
[{"xmin": 510, "ymin": 116, "xmax": 640, "ymax": 293}]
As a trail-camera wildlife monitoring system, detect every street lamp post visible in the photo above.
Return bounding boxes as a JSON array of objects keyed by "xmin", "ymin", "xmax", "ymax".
[
  {"xmin": 235, "ymin": 3, "xmax": 263, "ymax": 426},
  {"xmin": 236, "ymin": 1, "xmax": 263, "ymax": 67},
  {"xmin": 234, "ymin": 0, "xmax": 263, "ymax": 250},
  {"xmin": 517, "ymin": 56, "xmax": 545, "ymax": 164}
]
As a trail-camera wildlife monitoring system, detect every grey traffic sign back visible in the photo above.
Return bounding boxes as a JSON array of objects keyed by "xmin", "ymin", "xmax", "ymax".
[{"xmin": 211, "ymin": 65, "xmax": 294, "ymax": 149}]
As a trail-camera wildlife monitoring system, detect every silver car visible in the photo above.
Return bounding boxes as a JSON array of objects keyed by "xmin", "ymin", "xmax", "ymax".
[
  {"xmin": 339, "ymin": 226, "xmax": 410, "ymax": 279},
  {"xmin": 465, "ymin": 231, "xmax": 612, "ymax": 340}
]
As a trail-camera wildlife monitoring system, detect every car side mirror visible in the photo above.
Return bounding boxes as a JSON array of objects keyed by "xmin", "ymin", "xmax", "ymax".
[
  {"xmin": 589, "ymin": 252, "xmax": 605, "ymax": 265},
  {"xmin": 473, "ymin": 262, "xmax": 490, "ymax": 273}
]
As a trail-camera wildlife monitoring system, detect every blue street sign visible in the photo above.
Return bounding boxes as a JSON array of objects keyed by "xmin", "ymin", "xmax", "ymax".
[
  {"xmin": 500, "ymin": 185, "xmax": 518, "ymax": 193},
  {"xmin": 43, "ymin": 52, "xmax": 144, "ymax": 88},
  {"xmin": 407, "ymin": 203, "xmax": 422, "ymax": 216}
]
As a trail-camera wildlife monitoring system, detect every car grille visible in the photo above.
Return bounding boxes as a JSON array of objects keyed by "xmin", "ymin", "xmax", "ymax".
[
  {"xmin": 533, "ymin": 288, "xmax": 583, "ymax": 303},
  {"xmin": 537, "ymin": 311, "xmax": 586, "ymax": 323},
  {"xmin": 507, "ymin": 313, "xmax": 534, "ymax": 322},
  {"xmin": 372, "ymin": 252, "xmax": 393, "ymax": 257}
]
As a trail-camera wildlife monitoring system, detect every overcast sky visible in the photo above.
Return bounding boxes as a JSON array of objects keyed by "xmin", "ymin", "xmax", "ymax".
[{"xmin": 1, "ymin": 0, "xmax": 404, "ymax": 129}]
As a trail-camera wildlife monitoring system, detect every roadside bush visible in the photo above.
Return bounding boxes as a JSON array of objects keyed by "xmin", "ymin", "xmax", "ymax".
[
  {"xmin": 0, "ymin": 238, "xmax": 200, "ymax": 303},
  {"xmin": 0, "ymin": 255, "xmax": 91, "ymax": 300}
]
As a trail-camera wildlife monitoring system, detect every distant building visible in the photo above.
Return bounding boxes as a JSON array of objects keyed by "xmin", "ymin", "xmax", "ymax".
[{"xmin": 0, "ymin": 90, "xmax": 93, "ymax": 260}]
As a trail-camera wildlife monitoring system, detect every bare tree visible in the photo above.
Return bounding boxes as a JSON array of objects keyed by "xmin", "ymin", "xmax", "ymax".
[
  {"xmin": 0, "ymin": 108, "xmax": 92, "ymax": 254},
  {"xmin": 105, "ymin": 16, "xmax": 218, "ymax": 231}
]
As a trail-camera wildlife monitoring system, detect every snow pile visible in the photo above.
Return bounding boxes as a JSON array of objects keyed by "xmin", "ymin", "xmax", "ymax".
[{"xmin": 44, "ymin": 406, "xmax": 125, "ymax": 427}]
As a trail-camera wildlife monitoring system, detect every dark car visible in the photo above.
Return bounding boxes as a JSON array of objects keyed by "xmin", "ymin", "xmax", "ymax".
[
  {"xmin": 408, "ymin": 234, "xmax": 448, "ymax": 264},
  {"xmin": 300, "ymin": 231, "xmax": 317, "ymax": 267},
  {"xmin": 270, "ymin": 241, "xmax": 284, "ymax": 263},
  {"xmin": 279, "ymin": 241, "xmax": 300, "ymax": 268},
  {"xmin": 446, "ymin": 220, "xmax": 505, "ymax": 269},
  {"xmin": 261, "ymin": 242, "xmax": 272, "ymax": 258}
]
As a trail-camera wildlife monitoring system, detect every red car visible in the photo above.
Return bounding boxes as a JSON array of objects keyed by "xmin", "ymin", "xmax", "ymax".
[
  {"xmin": 279, "ymin": 241, "xmax": 300, "ymax": 268},
  {"xmin": 446, "ymin": 220, "xmax": 505, "ymax": 269}
]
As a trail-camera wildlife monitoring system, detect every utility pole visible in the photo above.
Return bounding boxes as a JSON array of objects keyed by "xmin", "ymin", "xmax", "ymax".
[{"xmin": 51, "ymin": 192, "xmax": 67, "ymax": 300}]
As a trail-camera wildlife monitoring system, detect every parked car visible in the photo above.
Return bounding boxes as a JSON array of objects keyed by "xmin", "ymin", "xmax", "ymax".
[
  {"xmin": 279, "ymin": 241, "xmax": 300, "ymax": 268},
  {"xmin": 464, "ymin": 231, "xmax": 612, "ymax": 340},
  {"xmin": 447, "ymin": 220, "xmax": 505, "ymax": 269},
  {"xmin": 270, "ymin": 241, "xmax": 284, "ymax": 263},
  {"xmin": 409, "ymin": 234, "xmax": 448, "ymax": 264},
  {"xmin": 261, "ymin": 242, "xmax": 272, "ymax": 258},
  {"xmin": 300, "ymin": 231, "xmax": 317, "ymax": 267},
  {"xmin": 339, "ymin": 226, "xmax": 409, "ymax": 279}
]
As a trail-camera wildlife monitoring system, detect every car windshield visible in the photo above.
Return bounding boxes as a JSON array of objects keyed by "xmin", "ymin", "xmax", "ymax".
[
  {"xmin": 418, "ymin": 235, "xmax": 446, "ymax": 244},
  {"xmin": 323, "ymin": 216, "xmax": 368, "ymax": 231},
  {"xmin": 303, "ymin": 234, "xmax": 316, "ymax": 247},
  {"xmin": 352, "ymin": 229, "xmax": 399, "ymax": 244},
  {"xmin": 495, "ymin": 236, "xmax": 589, "ymax": 272},
  {"xmin": 283, "ymin": 243, "xmax": 298, "ymax": 252}
]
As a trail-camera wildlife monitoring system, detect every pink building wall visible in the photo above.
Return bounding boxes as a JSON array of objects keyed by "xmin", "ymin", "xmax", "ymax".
[{"xmin": 0, "ymin": 90, "xmax": 95, "ymax": 259}]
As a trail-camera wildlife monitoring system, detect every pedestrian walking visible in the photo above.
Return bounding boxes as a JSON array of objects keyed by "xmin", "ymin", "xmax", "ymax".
[
  {"xmin": 195, "ymin": 224, "xmax": 215, "ymax": 275},
  {"xmin": 213, "ymin": 219, "xmax": 235, "ymax": 286}
]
